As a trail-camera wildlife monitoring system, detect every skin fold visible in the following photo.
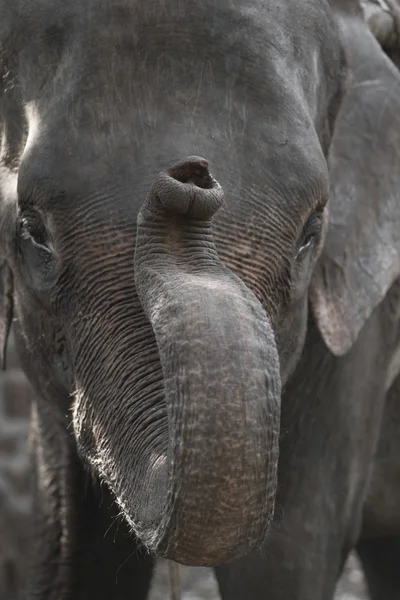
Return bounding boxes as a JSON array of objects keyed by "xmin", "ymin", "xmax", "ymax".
[{"xmin": 0, "ymin": 0, "xmax": 400, "ymax": 598}]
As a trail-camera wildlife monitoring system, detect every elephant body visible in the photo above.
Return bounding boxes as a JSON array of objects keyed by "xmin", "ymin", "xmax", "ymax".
[{"xmin": 1, "ymin": 0, "xmax": 400, "ymax": 598}]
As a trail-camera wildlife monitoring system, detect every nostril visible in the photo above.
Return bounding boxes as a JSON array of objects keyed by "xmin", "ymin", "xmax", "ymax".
[
  {"xmin": 148, "ymin": 156, "xmax": 224, "ymax": 220},
  {"xmin": 167, "ymin": 157, "xmax": 215, "ymax": 190}
]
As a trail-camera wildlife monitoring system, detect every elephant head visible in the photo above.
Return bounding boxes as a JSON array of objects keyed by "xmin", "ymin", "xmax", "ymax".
[{"xmin": 0, "ymin": 0, "xmax": 399, "ymax": 569}]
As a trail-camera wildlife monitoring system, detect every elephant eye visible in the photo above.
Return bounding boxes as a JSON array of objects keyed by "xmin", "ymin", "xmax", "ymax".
[
  {"xmin": 18, "ymin": 210, "xmax": 57, "ymax": 290},
  {"xmin": 296, "ymin": 212, "xmax": 322, "ymax": 261},
  {"xmin": 20, "ymin": 212, "xmax": 49, "ymax": 248}
]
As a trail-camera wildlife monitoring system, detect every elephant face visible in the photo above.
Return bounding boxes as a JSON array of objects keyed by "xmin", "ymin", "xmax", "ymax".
[{"xmin": 1, "ymin": 0, "xmax": 400, "ymax": 567}]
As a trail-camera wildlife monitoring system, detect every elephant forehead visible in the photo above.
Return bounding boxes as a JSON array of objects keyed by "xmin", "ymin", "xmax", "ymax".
[
  {"xmin": 12, "ymin": 0, "xmax": 335, "ymax": 230},
  {"xmin": 10, "ymin": 0, "xmax": 338, "ymax": 137}
]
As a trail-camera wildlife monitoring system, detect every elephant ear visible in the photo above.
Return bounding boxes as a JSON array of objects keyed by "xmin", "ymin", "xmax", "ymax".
[
  {"xmin": 310, "ymin": 1, "xmax": 400, "ymax": 356},
  {"xmin": 0, "ymin": 8, "xmax": 18, "ymax": 370},
  {"xmin": 0, "ymin": 260, "xmax": 13, "ymax": 370}
]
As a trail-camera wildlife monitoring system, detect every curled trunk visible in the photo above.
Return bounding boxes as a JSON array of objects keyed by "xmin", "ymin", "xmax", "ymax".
[{"xmin": 132, "ymin": 158, "xmax": 281, "ymax": 565}]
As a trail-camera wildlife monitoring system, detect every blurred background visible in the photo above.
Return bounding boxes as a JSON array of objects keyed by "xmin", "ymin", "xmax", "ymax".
[{"xmin": 0, "ymin": 333, "xmax": 369, "ymax": 600}]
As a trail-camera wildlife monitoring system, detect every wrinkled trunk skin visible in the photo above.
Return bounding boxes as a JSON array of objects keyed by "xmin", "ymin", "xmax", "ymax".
[{"xmin": 133, "ymin": 159, "xmax": 281, "ymax": 566}]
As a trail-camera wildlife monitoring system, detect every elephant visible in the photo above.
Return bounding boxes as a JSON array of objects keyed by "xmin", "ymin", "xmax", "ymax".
[{"xmin": 1, "ymin": 0, "xmax": 400, "ymax": 598}]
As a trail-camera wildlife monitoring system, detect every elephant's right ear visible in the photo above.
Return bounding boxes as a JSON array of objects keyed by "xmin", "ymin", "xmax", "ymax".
[
  {"xmin": 310, "ymin": 1, "xmax": 400, "ymax": 356},
  {"xmin": 0, "ymin": 260, "xmax": 13, "ymax": 370}
]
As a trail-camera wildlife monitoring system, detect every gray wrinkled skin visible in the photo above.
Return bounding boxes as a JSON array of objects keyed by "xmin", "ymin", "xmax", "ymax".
[
  {"xmin": 0, "ymin": 353, "xmax": 370, "ymax": 599},
  {"xmin": 1, "ymin": 0, "xmax": 400, "ymax": 598}
]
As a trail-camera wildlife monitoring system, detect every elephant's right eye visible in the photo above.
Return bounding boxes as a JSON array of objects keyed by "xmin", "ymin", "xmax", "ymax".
[
  {"xmin": 18, "ymin": 211, "xmax": 57, "ymax": 290},
  {"xmin": 295, "ymin": 211, "xmax": 323, "ymax": 262}
]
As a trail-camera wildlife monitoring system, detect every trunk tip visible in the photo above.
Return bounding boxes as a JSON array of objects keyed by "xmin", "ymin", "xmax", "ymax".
[
  {"xmin": 149, "ymin": 156, "xmax": 224, "ymax": 220},
  {"xmin": 167, "ymin": 156, "xmax": 212, "ymax": 189}
]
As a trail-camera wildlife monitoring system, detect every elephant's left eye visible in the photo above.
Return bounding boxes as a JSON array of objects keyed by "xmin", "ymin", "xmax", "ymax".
[{"xmin": 296, "ymin": 212, "xmax": 322, "ymax": 261}]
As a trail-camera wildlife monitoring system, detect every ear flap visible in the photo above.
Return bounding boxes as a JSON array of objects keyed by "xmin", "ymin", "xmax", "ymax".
[
  {"xmin": 0, "ymin": 260, "xmax": 13, "ymax": 370},
  {"xmin": 310, "ymin": 2, "xmax": 400, "ymax": 356}
]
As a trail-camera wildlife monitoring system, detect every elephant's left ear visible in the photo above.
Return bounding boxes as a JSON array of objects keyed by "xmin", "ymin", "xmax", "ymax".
[
  {"xmin": 310, "ymin": 2, "xmax": 400, "ymax": 356},
  {"xmin": 0, "ymin": 260, "xmax": 13, "ymax": 369}
]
